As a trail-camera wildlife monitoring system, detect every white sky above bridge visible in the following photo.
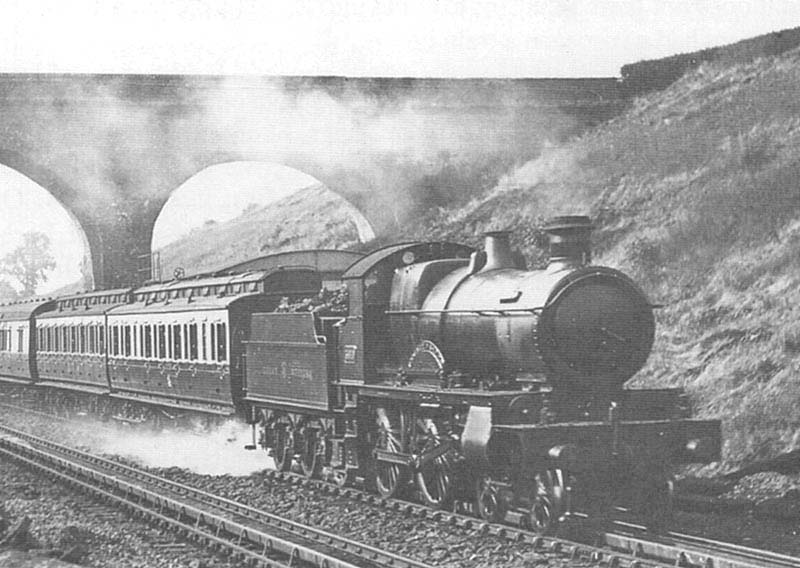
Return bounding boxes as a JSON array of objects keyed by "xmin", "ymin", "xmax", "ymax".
[{"xmin": 0, "ymin": 0, "xmax": 798, "ymax": 77}]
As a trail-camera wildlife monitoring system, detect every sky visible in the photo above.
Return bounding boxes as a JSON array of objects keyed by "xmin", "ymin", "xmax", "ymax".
[
  {"xmin": 0, "ymin": 0, "xmax": 798, "ymax": 77},
  {"xmin": 0, "ymin": 0, "xmax": 798, "ymax": 293},
  {"xmin": 0, "ymin": 166, "xmax": 89, "ymax": 294}
]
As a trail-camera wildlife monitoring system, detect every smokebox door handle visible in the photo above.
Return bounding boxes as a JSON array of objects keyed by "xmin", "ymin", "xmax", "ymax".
[{"xmin": 499, "ymin": 291, "xmax": 522, "ymax": 304}]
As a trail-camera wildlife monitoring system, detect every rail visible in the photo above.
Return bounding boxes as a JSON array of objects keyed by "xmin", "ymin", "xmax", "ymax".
[
  {"xmin": 0, "ymin": 397, "xmax": 796, "ymax": 568},
  {"xmin": 0, "ymin": 423, "xmax": 433, "ymax": 568}
]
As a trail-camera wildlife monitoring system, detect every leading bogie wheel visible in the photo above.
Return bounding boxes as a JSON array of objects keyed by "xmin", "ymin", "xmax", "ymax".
[
  {"xmin": 476, "ymin": 476, "xmax": 506, "ymax": 522},
  {"xmin": 528, "ymin": 468, "xmax": 566, "ymax": 535}
]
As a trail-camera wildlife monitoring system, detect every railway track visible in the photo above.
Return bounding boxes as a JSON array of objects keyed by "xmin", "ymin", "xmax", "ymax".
[
  {"xmin": 0, "ymin": 422, "xmax": 435, "ymax": 568},
  {"xmin": 264, "ymin": 468, "xmax": 800, "ymax": 568},
  {"xmin": 606, "ymin": 522, "xmax": 800, "ymax": 568},
  {"xmin": 0, "ymin": 399, "xmax": 796, "ymax": 568}
]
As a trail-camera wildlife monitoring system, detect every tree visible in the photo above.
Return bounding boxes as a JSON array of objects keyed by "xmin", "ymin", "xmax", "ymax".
[
  {"xmin": 0, "ymin": 232, "xmax": 56, "ymax": 298},
  {"xmin": 0, "ymin": 280, "xmax": 18, "ymax": 303}
]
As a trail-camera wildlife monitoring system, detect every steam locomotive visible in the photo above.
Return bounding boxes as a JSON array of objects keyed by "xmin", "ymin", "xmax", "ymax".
[{"xmin": 0, "ymin": 217, "xmax": 720, "ymax": 533}]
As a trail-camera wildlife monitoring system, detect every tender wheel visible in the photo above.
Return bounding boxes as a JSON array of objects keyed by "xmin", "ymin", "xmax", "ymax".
[
  {"xmin": 476, "ymin": 476, "xmax": 506, "ymax": 522},
  {"xmin": 300, "ymin": 422, "xmax": 325, "ymax": 479},
  {"xmin": 529, "ymin": 469, "xmax": 566, "ymax": 535},
  {"xmin": 373, "ymin": 407, "xmax": 407, "ymax": 498},
  {"xmin": 272, "ymin": 415, "xmax": 295, "ymax": 472},
  {"xmin": 414, "ymin": 418, "xmax": 456, "ymax": 509}
]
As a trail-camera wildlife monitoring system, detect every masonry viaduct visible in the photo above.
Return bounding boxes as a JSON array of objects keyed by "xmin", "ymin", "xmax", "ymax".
[{"xmin": 0, "ymin": 75, "xmax": 627, "ymax": 289}]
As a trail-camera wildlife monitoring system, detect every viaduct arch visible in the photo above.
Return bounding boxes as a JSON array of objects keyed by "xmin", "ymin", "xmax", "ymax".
[{"xmin": 0, "ymin": 75, "xmax": 628, "ymax": 289}]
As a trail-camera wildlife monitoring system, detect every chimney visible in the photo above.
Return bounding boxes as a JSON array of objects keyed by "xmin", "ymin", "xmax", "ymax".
[
  {"xmin": 543, "ymin": 216, "xmax": 593, "ymax": 267},
  {"xmin": 480, "ymin": 231, "xmax": 517, "ymax": 272}
]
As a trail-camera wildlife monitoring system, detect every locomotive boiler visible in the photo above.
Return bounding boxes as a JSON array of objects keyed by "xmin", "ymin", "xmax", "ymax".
[{"xmin": 388, "ymin": 217, "xmax": 654, "ymax": 395}]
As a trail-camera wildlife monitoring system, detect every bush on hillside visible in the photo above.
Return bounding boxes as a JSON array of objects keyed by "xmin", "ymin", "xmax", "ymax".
[{"xmin": 621, "ymin": 27, "xmax": 800, "ymax": 95}]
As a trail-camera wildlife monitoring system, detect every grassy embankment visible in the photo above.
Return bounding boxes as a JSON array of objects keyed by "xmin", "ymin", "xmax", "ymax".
[
  {"xmin": 414, "ymin": 46, "xmax": 800, "ymax": 470},
  {"xmin": 156, "ymin": 184, "xmax": 362, "ymax": 278}
]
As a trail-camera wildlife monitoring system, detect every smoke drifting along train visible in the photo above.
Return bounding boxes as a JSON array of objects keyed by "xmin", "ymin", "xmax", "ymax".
[{"xmin": 0, "ymin": 216, "xmax": 720, "ymax": 533}]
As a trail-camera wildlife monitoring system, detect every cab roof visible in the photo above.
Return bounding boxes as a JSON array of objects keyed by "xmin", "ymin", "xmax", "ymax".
[{"xmin": 342, "ymin": 242, "xmax": 473, "ymax": 279}]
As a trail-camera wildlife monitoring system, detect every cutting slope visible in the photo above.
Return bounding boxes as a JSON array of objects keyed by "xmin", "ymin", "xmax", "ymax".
[
  {"xmin": 415, "ymin": 47, "xmax": 800, "ymax": 469},
  {"xmin": 156, "ymin": 184, "xmax": 364, "ymax": 278}
]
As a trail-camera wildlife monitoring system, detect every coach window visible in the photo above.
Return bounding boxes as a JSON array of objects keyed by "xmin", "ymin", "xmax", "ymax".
[
  {"xmin": 123, "ymin": 325, "xmax": 131, "ymax": 357},
  {"xmin": 143, "ymin": 324, "xmax": 152, "ymax": 358},
  {"xmin": 172, "ymin": 324, "xmax": 182, "ymax": 360},
  {"xmin": 209, "ymin": 323, "xmax": 217, "ymax": 362},
  {"xmin": 111, "ymin": 326, "xmax": 118, "ymax": 356},
  {"xmin": 216, "ymin": 322, "xmax": 227, "ymax": 362},
  {"xmin": 182, "ymin": 323, "xmax": 189, "ymax": 360},
  {"xmin": 188, "ymin": 324, "xmax": 198, "ymax": 360}
]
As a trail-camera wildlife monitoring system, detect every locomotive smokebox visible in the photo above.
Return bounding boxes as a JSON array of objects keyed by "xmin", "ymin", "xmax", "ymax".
[
  {"xmin": 543, "ymin": 215, "xmax": 593, "ymax": 266},
  {"xmin": 481, "ymin": 231, "xmax": 517, "ymax": 272}
]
